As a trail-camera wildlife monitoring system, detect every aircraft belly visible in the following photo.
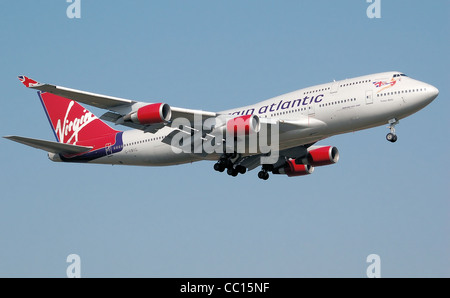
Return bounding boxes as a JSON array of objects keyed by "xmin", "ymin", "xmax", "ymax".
[{"xmin": 115, "ymin": 142, "xmax": 202, "ymax": 166}]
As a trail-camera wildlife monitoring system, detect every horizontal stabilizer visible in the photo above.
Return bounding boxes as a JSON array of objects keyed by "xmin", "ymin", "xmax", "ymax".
[{"xmin": 4, "ymin": 136, "xmax": 93, "ymax": 154}]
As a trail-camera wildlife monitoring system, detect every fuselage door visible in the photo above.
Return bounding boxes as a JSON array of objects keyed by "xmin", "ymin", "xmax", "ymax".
[
  {"xmin": 330, "ymin": 81, "xmax": 339, "ymax": 94},
  {"xmin": 308, "ymin": 103, "xmax": 315, "ymax": 116},
  {"xmin": 365, "ymin": 90, "xmax": 373, "ymax": 105}
]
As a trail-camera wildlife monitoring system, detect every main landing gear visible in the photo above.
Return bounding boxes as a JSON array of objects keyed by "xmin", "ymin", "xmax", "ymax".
[
  {"xmin": 213, "ymin": 153, "xmax": 246, "ymax": 177},
  {"xmin": 257, "ymin": 170, "xmax": 269, "ymax": 181},
  {"xmin": 257, "ymin": 165, "xmax": 273, "ymax": 181},
  {"xmin": 213, "ymin": 154, "xmax": 272, "ymax": 180},
  {"xmin": 386, "ymin": 118, "xmax": 399, "ymax": 143}
]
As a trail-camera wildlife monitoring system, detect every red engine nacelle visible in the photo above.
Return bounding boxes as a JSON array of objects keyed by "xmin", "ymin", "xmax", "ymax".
[
  {"xmin": 273, "ymin": 159, "xmax": 314, "ymax": 177},
  {"xmin": 226, "ymin": 115, "xmax": 260, "ymax": 136},
  {"xmin": 306, "ymin": 146, "xmax": 340, "ymax": 167},
  {"xmin": 127, "ymin": 103, "xmax": 172, "ymax": 125}
]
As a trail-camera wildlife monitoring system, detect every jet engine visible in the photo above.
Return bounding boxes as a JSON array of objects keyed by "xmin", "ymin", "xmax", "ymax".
[
  {"xmin": 273, "ymin": 159, "xmax": 314, "ymax": 177},
  {"xmin": 125, "ymin": 103, "xmax": 172, "ymax": 125},
  {"xmin": 300, "ymin": 146, "xmax": 340, "ymax": 167},
  {"xmin": 226, "ymin": 115, "xmax": 261, "ymax": 136}
]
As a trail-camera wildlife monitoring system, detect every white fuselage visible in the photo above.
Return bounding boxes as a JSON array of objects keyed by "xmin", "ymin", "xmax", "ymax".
[{"xmin": 79, "ymin": 71, "xmax": 438, "ymax": 166}]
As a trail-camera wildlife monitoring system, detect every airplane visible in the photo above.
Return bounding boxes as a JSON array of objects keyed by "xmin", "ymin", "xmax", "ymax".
[{"xmin": 4, "ymin": 71, "xmax": 439, "ymax": 180}]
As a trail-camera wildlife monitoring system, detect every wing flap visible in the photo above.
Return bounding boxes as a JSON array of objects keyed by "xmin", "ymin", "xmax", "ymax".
[{"xmin": 4, "ymin": 136, "xmax": 93, "ymax": 154}]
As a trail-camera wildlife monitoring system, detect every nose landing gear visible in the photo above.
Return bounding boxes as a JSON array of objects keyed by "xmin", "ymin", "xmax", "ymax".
[{"xmin": 386, "ymin": 118, "xmax": 399, "ymax": 143}]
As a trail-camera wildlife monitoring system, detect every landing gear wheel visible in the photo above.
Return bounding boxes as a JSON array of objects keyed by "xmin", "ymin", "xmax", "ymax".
[
  {"xmin": 213, "ymin": 163, "xmax": 225, "ymax": 172},
  {"xmin": 258, "ymin": 170, "xmax": 269, "ymax": 180},
  {"xmin": 258, "ymin": 171, "xmax": 265, "ymax": 179},
  {"xmin": 386, "ymin": 133, "xmax": 398, "ymax": 143},
  {"xmin": 236, "ymin": 165, "xmax": 247, "ymax": 174},
  {"xmin": 227, "ymin": 168, "xmax": 238, "ymax": 177}
]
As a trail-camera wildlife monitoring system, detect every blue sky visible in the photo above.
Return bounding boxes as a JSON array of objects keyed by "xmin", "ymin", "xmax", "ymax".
[{"xmin": 0, "ymin": 0, "xmax": 448, "ymax": 277}]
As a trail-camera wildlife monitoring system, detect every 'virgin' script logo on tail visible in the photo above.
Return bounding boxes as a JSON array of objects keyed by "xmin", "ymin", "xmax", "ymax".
[{"xmin": 55, "ymin": 101, "xmax": 97, "ymax": 144}]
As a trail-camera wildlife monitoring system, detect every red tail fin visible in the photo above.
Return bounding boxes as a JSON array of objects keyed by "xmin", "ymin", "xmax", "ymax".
[{"xmin": 38, "ymin": 92, "xmax": 119, "ymax": 145}]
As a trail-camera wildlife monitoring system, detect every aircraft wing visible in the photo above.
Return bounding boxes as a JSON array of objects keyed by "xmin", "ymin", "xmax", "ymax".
[
  {"xmin": 18, "ymin": 76, "xmax": 133, "ymax": 109},
  {"xmin": 18, "ymin": 76, "xmax": 217, "ymax": 131},
  {"xmin": 17, "ymin": 76, "xmax": 325, "ymax": 162},
  {"xmin": 4, "ymin": 136, "xmax": 93, "ymax": 154}
]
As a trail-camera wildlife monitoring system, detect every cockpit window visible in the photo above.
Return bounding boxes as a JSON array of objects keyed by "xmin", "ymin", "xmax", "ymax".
[
  {"xmin": 394, "ymin": 73, "xmax": 408, "ymax": 78},
  {"xmin": 400, "ymin": 74, "xmax": 407, "ymax": 77}
]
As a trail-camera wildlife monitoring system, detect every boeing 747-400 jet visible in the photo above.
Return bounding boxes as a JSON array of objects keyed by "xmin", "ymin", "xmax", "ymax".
[{"xmin": 5, "ymin": 72, "xmax": 438, "ymax": 180}]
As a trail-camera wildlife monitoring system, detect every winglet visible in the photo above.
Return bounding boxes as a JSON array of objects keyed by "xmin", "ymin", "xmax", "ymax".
[{"xmin": 18, "ymin": 75, "xmax": 42, "ymax": 88}]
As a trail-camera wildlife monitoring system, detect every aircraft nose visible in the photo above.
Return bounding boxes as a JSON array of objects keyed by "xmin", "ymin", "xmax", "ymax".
[
  {"xmin": 425, "ymin": 84, "xmax": 439, "ymax": 103},
  {"xmin": 429, "ymin": 85, "xmax": 439, "ymax": 98}
]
